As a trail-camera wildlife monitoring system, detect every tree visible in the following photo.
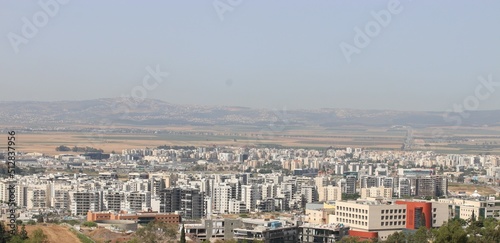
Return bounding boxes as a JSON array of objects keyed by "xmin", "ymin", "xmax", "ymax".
[
  {"xmin": 434, "ymin": 220, "xmax": 467, "ymax": 243},
  {"xmin": 340, "ymin": 236, "xmax": 363, "ymax": 243},
  {"xmin": 420, "ymin": 212, "xmax": 427, "ymax": 228},
  {"xmin": 20, "ymin": 225, "xmax": 29, "ymax": 240},
  {"xmin": 8, "ymin": 236, "xmax": 25, "ymax": 243},
  {"xmin": 81, "ymin": 221, "xmax": 97, "ymax": 227},
  {"xmin": 342, "ymin": 193, "xmax": 361, "ymax": 200},
  {"xmin": 411, "ymin": 226, "xmax": 432, "ymax": 243},
  {"xmin": 0, "ymin": 222, "xmax": 12, "ymax": 243},
  {"xmin": 180, "ymin": 224, "xmax": 186, "ymax": 243},
  {"xmin": 385, "ymin": 231, "xmax": 407, "ymax": 243},
  {"xmin": 55, "ymin": 145, "xmax": 71, "ymax": 151},
  {"xmin": 131, "ymin": 221, "xmax": 178, "ymax": 243},
  {"xmin": 480, "ymin": 218, "xmax": 500, "ymax": 242},
  {"xmin": 386, "ymin": 228, "xmax": 431, "ymax": 243},
  {"xmin": 29, "ymin": 228, "xmax": 49, "ymax": 243}
]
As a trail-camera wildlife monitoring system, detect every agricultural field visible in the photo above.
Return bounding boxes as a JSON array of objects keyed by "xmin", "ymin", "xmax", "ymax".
[
  {"xmin": 412, "ymin": 126, "xmax": 500, "ymax": 154},
  {"xmin": 11, "ymin": 125, "xmax": 407, "ymax": 155},
  {"xmin": 6, "ymin": 124, "xmax": 500, "ymax": 155}
]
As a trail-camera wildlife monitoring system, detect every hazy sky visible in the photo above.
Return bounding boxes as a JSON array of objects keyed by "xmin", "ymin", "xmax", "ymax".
[{"xmin": 1, "ymin": 1, "xmax": 499, "ymax": 111}]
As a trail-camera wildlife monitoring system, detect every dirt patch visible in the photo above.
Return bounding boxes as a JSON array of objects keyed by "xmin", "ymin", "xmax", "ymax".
[
  {"xmin": 448, "ymin": 183, "xmax": 497, "ymax": 196},
  {"xmin": 85, "ymin": 228, "xmax": 134, "ymax": 243},
  {"xmin": 25, "ymin": 224, "xmax": 81, "ymax": 243}
]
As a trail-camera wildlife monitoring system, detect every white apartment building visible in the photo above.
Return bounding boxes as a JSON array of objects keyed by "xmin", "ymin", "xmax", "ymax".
[
  {"xmin": 314, "ymin": 177, "xmax": 329, "ymax": 188},
  {"xmin": 360, "ymin": 187, "xmax": 393, "ymax": 199},
  {"xmin": 0, "ymin": 179, "xmax": 15, "ymax": 205},
  {"xmin": 228, "ymin": 198, "xmax": 247, "ymax": 214},
  {"xmin": 103, "ymin": 191, "xmax": 127, "ymax": 212},
  {"xmin": 213, "ymin": 184, "xmax": 232, "ymax": 214},
  {"xmin": 318, "ymin": 186, "xmax": 342, "ymax": 202},
  {"xmin": 27, "ymin": 184, "xmax": 49, "ymax": 210},
  {"xmin": 123, "ymin": 179, "xmax": 149, "ymax": 192},
  {"xmin": 125, "ymin": 191, "xmax": 151, "ymax": 211},
  {"xmin": 48, "ymin": 184, "xmax": 72, "ymax": 210},
  {"xmin": 70, "ymin": 191, "xmax": 102, "ymax": 216},
  {"xmin": 241, "ymin": 184, "xmax": 260, "ymax": 211},
  {"xmin": 335, "ymin": 200, "xmax": 407, "ymax": 241},
  {"xmin": 301, "ymin": 186, "xmax": 317, "ymax": 204},
  {"xmin": 261, "ymin": 184, "xmax": 278, "ymax": 199}
]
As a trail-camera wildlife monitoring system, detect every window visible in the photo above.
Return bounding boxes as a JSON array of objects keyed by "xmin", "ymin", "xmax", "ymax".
[{"xmin": 381, "ymin": 216, "xmax": 384, "ymax": 220}]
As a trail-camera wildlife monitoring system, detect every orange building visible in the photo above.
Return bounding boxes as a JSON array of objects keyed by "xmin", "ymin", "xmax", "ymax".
[
  {"xmin": 348, "ymin": 230, "xmax": 378, "ymax": 240},
  {"xmin": 395, "ymin": 201, "xmax": 432, "ymax": 229},
  {"xmin": 87, "ymin": 210, "xmax": 181, "ymax": 224}
]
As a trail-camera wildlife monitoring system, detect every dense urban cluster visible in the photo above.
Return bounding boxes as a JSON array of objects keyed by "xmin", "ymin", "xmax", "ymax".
[{"xmin": 1, "ymin": 146, "xmax": 500, "ymax": 242}]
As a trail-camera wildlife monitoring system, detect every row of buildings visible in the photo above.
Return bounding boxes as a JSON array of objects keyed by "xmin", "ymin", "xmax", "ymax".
[{"xmin": 2, "ymin": 146, "xmax": 500, "ymax": 242}]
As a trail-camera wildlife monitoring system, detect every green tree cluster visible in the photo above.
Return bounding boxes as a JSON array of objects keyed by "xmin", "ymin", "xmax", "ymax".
[
  {"xmin": 126, "ymin": 221, "xmax": 179, "ymax": 243},
  {"xmin": 81, "ymin": 221, "xmax": 97, "ymax": 227},
  {"xmin": 55, "ymin": 145, "xmax": 71, "ymax": 151},
  {"xmin": 383, "ymin": 217, "xmax": 500, "ymax": 243},
  {"xmin": 342, "ymin": 193, "xmax": 361, "ymax": 200}
]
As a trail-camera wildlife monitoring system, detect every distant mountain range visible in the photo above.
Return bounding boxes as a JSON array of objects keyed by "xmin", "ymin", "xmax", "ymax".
[{"xmin": 1, "ymin": 98, "xmax": 499, "ymax": 128}]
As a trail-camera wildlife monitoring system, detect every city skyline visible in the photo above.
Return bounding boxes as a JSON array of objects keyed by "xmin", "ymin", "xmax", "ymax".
[{"xmin": 2, "ymin": 1, "xmax": 500, "ymax": 242}]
